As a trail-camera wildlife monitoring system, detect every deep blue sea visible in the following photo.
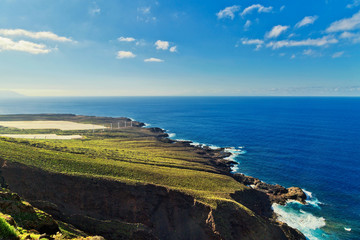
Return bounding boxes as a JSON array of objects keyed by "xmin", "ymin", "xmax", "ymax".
[{"xmin": 0, "ymin": 97, "xmax": 359, "ymax": 240}]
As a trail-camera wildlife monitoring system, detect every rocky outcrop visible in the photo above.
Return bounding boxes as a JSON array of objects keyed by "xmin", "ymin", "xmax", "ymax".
[
  {"xmin": 0, "ymin": 188, "xmax": 59, "ymax": 235},
  {"xmin": 233, "ymin": 173, "xmax": 306, "ymax": 205},
  {"xmin": 0, "ymin": 188, "xmax": 105, "ymax": 240},
  {"xmin": 1, "ymin": 161, "xmax": 306, "ymax": 240}
]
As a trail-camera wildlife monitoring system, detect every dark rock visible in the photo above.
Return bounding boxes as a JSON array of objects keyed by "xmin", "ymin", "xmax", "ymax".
[{"xmin": 233, "ymin": 173, "xmax": 306, "ymax": 205}]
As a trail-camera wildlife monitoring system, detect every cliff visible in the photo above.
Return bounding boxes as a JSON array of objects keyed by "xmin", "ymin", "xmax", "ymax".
[{"xmin": 0, "ymin": 114, "xmax": 306, "ymax": 239}]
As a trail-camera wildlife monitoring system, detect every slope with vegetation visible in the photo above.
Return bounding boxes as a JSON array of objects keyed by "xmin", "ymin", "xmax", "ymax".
[{"xmin": 0, "ymin": 114, "xmax": 306, "ymax": 240}]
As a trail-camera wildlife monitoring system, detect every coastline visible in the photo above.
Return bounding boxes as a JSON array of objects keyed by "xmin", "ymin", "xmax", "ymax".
[
  {"xmin": 145, "ymin": 125, "xmax": 308, "ymax": 208},
  {"xmin": 0, "ymin": 114, "xmax": 309, "ymax": 239},
  {"xmin": 147, "ymin": 124, "xmax": 335, "ymax": 240},
  {"xmin": 1, "ymin": 97, "xmax": 357, "ymax": 240}
]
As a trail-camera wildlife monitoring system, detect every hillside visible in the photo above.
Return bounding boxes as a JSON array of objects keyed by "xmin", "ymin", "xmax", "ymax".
[{"xmin": 0, "ymin": 114, "xmax": 306, "ymax": 240}]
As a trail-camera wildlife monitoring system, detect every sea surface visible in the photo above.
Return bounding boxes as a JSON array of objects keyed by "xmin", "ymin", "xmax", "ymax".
[{"xmin": 0, "ymin": 97, "xmax": 359, "ymax": 240}]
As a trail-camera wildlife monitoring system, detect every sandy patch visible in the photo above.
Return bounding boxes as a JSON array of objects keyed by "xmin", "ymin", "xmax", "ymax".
[
  {"xmin": 0, "ymin": 121, "xmax": 106, "ymax": 131},
  {"xmin": 0, "ymin": 134, "xmax": 83, "ymax": 140}
]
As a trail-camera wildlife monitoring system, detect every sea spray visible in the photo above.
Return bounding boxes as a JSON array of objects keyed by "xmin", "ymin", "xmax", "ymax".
[{"xmin": 272, "ymin": 201, "xmax": 326, "ymax": 240}]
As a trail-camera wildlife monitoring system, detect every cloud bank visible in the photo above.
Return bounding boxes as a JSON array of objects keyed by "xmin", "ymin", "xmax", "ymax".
[
  {"xmin": 0, "ymin": 36, "xmax": 51, "ymax": 54},
  {"xmin": 0, "ymin": 29, "xmax": 73, "ymax": 42},
  {"xmin": 326, "ymin": 10, "xmax": 360, "ymax": 32}
]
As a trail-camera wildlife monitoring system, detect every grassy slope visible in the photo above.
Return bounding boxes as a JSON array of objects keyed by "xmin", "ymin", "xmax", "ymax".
[{"xmin": 0, "ymin": 115, "xmax": 247, "ymax": 208}]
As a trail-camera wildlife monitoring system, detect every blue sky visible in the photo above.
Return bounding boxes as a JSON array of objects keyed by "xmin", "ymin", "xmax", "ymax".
[{"xmin": 0, "ymin": 0, "xmax": 359, "ymax": 96}]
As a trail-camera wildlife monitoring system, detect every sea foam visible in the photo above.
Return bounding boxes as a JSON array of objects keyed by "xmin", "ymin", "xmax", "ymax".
[
  {"xmin": 303, "ymin": 189, "xmax": 323, "ymax": 208},
  {"xmin": 224, "ymin": 147, "xmax": 246, "ymax": 172},
  {"xmin": 167, "ymin": 132, "xmax": 176, "ymax": 138},
  {"xmin": 273, "ymin": 203, "xmax": 326, "ymax": 240}
]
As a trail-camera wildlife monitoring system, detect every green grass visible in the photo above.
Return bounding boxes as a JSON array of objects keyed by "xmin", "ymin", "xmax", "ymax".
[
  {"xmin": 0, "ymin": 216, "xmax": 19, "ymax": 239},
  {"xmin": 0, "ymin": 115, "xmax": 248, "ymax": 208}
]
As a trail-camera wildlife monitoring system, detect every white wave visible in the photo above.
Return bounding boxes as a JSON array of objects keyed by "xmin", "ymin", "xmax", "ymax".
[
  {"xmin": 303, "ymin": 189, "xmax": 313, "ymax": 199},
  {"xmin": 303, "ymin": 189, "xmax": 323, "ymax": 208},
  {"xmin": 176, "ymin": 139, "xmax": 221, "ymax": 150},
  {"xmin": 189, "ymin": 141, "xmax": 201, "ymax": 147},
  {"xmin": 344, "ymin": 227, "xmax": 351, "ymax": 232},
  {"xmin": 208, "ymin": 144, "xmax": 221, "ymax": 150},
  {"xmin": 224, "ymin": 147, "xmax": 247, "ymax": 162},
  {"xmin": 144, "ymin": 123, "xmax": 151, "ymax": 127},
  {"xmin": 167, "ymin": 132, "xmax": 176, "ymax": 138},
  {"xmin": 231, "ymin": 164, "xmax": 240, "ymax": 172},
  {"xmin": 224, "ymin": 147, "xmax": 246, "ymax": 172},
  {"xmin": 272, "ymin": 203, "xmax": 326, "ymax": 240}
]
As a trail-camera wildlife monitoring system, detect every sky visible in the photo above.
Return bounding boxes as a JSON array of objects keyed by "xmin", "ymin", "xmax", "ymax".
[{"xmin": 0, "ymin": 0, "xmax": 359, "ymax": 96}]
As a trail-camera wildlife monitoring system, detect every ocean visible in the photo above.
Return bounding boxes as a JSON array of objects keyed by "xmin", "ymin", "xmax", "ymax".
[{"xmin": 0, "ymin": 96, "xmax": 359, "ymax": 240}]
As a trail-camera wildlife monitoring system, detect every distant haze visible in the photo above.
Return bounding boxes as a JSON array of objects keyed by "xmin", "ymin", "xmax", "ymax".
[{"xmin": 0, "ymin": 90, "xmax": 24, "ymax": 98}]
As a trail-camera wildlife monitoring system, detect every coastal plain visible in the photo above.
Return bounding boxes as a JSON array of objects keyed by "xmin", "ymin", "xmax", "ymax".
[{"xmin": 0, "ymin": 114, "xmax": 306, "ymax": 240}]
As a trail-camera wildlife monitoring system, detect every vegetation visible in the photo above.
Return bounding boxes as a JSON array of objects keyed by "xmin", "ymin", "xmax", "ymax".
[
  {"xmin": 0, "ymin": 215, "xmax": 19, "ymax": 240},
  {"xmin": 0, "ymin": 114, "xmax": 247, "ymax": 208},
  {"xmin": 0, "ymin": 188, "xmax": 103, "ymax": 240}
]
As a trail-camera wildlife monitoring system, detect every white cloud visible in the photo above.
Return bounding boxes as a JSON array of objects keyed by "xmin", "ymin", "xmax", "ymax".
[
  {"xmin": 138, "ymin": 7, "xmax": 151, "ymax": 14},
  {"xmin": 340, "ymin": 31, "xmax": 355, "ymax": 38},
  {"xmin": 347, "ymin": 0, "xmax": 360, "ymax": 8},
  {"xmin": 144, "ymin": 57, "xmax": 164, "ymax": 62},
  {"xmin": 216, "ymin": 5, "xmax": 241, "ymax": 20},
  {"xmin": 244, "ymin": 20, "xmax": 252, "ymax": 30},
  {"xmin": 240, "ymin": 38, "xmax": 264, "ymax": 50},
  {"xmin": 326, "ymin": 10, "xmax": 360, "ymax": 32},
  {"xmin": 89, "ymin": 7, "xmax": 101, "ymax": 16},
  {"xmin": 241, "ymin": 38, "xmax": 264, "ymax": 45},
  {"xmin": 89, "ymin": 1, "xmax": 101, "ymax": 16},
  {"xmin": 169, "ymin": 46, "xmax": 177, "ymax": 52},
  {"xmin": 303, "ymin": 49, "xmax": 316, "ymax": 56},
  {"xmin": 155, "ymin": 40, "xmax": 169, "ymax": 50},
  {"xmin": 0, "ymin": 29, "xmax": 72, "ymax": 42},
  {"xmin": 295, "ymin": 16, "xmax": 318, "ymax": 28},
  {"xmin": 0, "ymin": 36, "xmax": 51, "ymax": 54},
  {"xmin": 332, "ymin": 51, "xmax": 344, "ymax": 58},
  {"xmin": 280, "ymin": 6, "xmax": 286, "ymax": 12},
  {"xmin": 291, "ymin": 54, "xmax": 296, "ymax": 59},
  {"xmin": 340, "ymin": 31, "xmax": 360, "ymax": 43},
  {"xmin": 118, "ymin": 37, "xmax": 136, "ymax": 42},
  {"xmin": 267, "ymin": 36, "xmax": 338, "ymax": 49},
  {"xmin": 266, "ymin": 25, "xmax": 289, "ymax": 38},
  {"xmin": 137, "ymin": 6, "xmax": 157, "ymax": 23},
  {"xmin": 241, "ymin": 4, "xmax": 273, "ymax": 17},
  {"xmin": 116, "ymin": 51, "xmax": 136, "ymax": 59}
]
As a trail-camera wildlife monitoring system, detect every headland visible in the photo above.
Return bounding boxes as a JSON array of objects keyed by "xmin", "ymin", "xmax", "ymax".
[{"xmin": 0, "ymin": 114, "xmax": 307, "ymax": 240}]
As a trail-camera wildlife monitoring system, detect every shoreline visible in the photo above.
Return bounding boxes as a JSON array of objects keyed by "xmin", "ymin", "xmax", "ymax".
[
  {"xmin": 141, "ymin": 123, "xmax": 332, "ymax": 238},
  {"xmin": 0, "ymin": 114, "xmax": 314, "ymax": 239},
  {"xmin": 144, "ymin": 125, "xmax": 308, "ymax": 206}
]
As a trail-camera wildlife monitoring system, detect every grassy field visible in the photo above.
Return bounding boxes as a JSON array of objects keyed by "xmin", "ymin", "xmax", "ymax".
[{"xmin": 0, "ymin": 115, "xmax": 247, "ymax": 208}]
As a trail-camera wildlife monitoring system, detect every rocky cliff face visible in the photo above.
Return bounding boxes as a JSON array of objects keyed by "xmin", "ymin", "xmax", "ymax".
[
  {"xmin": 0, "ymin": 161, "xmax": 306, "ymax": 240},
  {"xmin": 233, "ymin": 173, "xmax": 307, "ymax": 205}
]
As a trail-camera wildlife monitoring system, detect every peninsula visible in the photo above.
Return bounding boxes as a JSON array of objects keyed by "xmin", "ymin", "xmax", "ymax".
[{"xmin": 0, "ymin": 114, "xmax": 306, "ymax": 240}]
